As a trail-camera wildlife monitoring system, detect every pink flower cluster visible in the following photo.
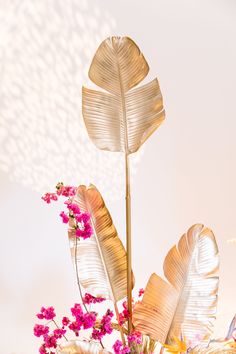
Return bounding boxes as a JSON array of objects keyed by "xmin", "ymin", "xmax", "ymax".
[
  {"xmin": 119, "ymin": 301, "xmax": 130, "ymax": 325},
  {"xmin": 83, "ymin": 293, "xmax": 106, "ymax": 305},
  {"xmin": 127, "ymin": 331, "xmax": 142, "ymax": 345},
  {"xmin": 34, "ymin": 307, "xmax": 66, "ymax": 354},
  {"xmin": 113, "ymin": 340, "xmax": 130, "ymax": 354},
  {"xmin": 37, "ymin": 306, "xmax": 56, "ymax": 320},
  {"xmin": 34, "ymin": 303, "xmax": 114, "ymax": 354},
  {"xmin": 42, "ymin": 182, "xmax": 93, "ymax": 240},
  {"xmin": 113, "ymin": 332, "xmax": 142, "ymax": 354},
  {"xmin": 66, "ymin": 202, "xmax": 93, "ymax": 239},
  {"xmin": 92, "ymin": 309, "xmax": 114, "ymax": 340},
  {"xmin": 41, "ymin": 183, "xmax": 76, "ymax": 203},
  {"xmin": 68, "ymin": 303, "xmax": 97, "ymax": 336}
]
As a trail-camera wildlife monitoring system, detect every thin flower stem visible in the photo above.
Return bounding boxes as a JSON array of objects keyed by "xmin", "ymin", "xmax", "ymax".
[
  {"xmin": 74, "ymin": 236, "xmax": 104, "ymax": 349},
  {"xmin": 114, "ymin": 302, "xmax": 126, "ymax": 346},
  {"xmin": 52, "ymin": 319, "xmax": 68, "ymax": 341},
  {"xmin": 74, "ymin": 236, "xmax": 89, "ymax": 313}
]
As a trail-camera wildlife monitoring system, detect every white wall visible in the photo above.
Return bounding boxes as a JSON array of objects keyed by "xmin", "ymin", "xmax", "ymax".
[{"xmin": 0, "ymin": 0, "xmax": 236, "ymax": 353}]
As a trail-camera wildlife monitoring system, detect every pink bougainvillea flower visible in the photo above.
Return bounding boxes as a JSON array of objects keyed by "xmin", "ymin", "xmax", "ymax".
[
  {"xmin": 119, "ymin": 301, "xmax": 130, "ymax": 325},
  {"xmin": 83, "ymin": 312, "xmax": 97, "ymax": 329},
  {"xmin": 37, "ymin": 306, "xmax": 56, "ymax": 320},
  {"xmin": 56, "ymin": 183, "xmax": 76, "ymax": 197},
  {"xmin": 41, "ymin": 193, "xmax": 58, "ymax": 204},
  {"xmin": 43, "ymin": 334, "xmax": 57, "ymax": 349},
  {"xmin": 33, "ymin": 324, "xmax": 49, "ymax": 337},
  {"xmin": 62, "ymin": 316, "xmax": 70, "ymax": 327},
  {"xmin": 138, "ymin": 288, "xmax": 145, "ymax": 297},
  {"xmin": 128, "ymin": 331, "xmax": 142, "ymax": 345},
  {"xmin": 68, "ymin": 321, "xmax": 80, "ymax": 336},
  {"xmin": 113, "ymin": 340, "xmax": 130, "ymax": 354},
  {"xmin": 59, "ymin": 211, "xmax": 69, "ymax": 224},
  {"xmin": 67, "ymin": 202, "xmax": 81, "ymax": 215},
  {"xmin": 92, "ymin": 309, "xmax": 113, "ymax": 340},
  {"xmin": 75, "ymin": 212, "xmax": 90, "ymax": 224},
  {"xmin": 53, "ymin": 328, "xmax": 66, "ymax": 339},
  {"xmin": 75, "ymin": 223, "xmax": 93, "ymax": 239},
  {"xmin": 70, "ymin": 303, "xmax": 83, "ymax": 318},
  {"xmin": 39, "ymin": 344, "xmax": 47, "ymax": 354},
  {"xmin": 83, "ymin": 293, "xmax": 106, "ymax": 305}
]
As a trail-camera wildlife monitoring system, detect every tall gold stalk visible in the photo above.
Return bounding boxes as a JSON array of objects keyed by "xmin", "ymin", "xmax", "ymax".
[{"xmin": 125, "ymin": 153, "xmax": 132, "ymax": 333}]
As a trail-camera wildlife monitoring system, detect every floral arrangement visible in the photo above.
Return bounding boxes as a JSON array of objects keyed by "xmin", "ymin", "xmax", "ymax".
[{"xmin": 34, "ymin": 37, "xmax": 236, "ymax": 354}]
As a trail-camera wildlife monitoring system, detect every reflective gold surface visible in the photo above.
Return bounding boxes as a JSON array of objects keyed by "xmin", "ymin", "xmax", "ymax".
[
  {"xmin": 82, "ymin": 35, "xmax": 165, "ymax": 334},
  {"xmin": 82, "ymin": 36, "xmax": 165, "ymax": 154},
  {"xmin": 57, "ymin": 340, "xmax": 111, "ymax": 354},
  {"xmin": 68, "ymin": 184, "xmax": 133, "ymax": 302},
  {"xmin": 133, "ymin": 224, "xmax": 219, "ymax": 347}
]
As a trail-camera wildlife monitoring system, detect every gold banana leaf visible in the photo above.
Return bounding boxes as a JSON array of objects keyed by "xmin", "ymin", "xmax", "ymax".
[
  {"xmin": 68, "ymin": 184, "xmax": 133, "ymax": 302},
  {"xmin": 57, "ymin": 340, "xmax": 112, "ymax": 354},
  {"xmin": 189, "ymin": 342, "xmax": 236, "ymax": 353},
  {"xmin": 133, "ymin": 224, "xmax": 219, "ymax": 347},
  {"xmin": 82, "ymin": 36, "xmax": 165, "ymax": 154}
]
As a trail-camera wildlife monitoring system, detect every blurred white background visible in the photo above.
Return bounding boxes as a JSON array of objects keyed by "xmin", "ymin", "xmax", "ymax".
[{"xmin": 0, "ymin": 0, "xmax": 236, "ymax": 353}]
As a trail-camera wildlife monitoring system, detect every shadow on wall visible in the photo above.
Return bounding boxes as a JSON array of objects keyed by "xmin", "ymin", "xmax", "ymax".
[{"xmin": 0, "ymin": 0, "xmax": 142, "ymax": 200}]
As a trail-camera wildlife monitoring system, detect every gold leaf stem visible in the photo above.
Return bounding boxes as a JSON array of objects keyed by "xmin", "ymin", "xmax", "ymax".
[{"xmin": 125, "ymin": 153, "xmax": 132, "ymax": 334}]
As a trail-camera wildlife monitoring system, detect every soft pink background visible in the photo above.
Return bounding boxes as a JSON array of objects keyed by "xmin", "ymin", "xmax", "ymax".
[{"xmin": 0, "ymin": 0, "xmax": 236, "ymax": 353}]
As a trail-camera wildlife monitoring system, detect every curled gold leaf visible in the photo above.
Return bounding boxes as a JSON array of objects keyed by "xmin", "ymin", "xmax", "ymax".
[
  {"xmin": 82, "ymin": 36, "xmax": 165, "ymax": 154},
  {"xmin": 133, "ymin": 224, "xmax": 219, "ymax": 347},
  {"xmin": 69, "ymin": 184, "xmax": 133, "ymax": 302}
]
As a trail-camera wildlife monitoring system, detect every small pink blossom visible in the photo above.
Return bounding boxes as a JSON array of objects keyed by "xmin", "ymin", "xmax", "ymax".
[
  {"xmin": 128, "ymin": 331, "xmax": 142, "ymax": 345},
  {"xmin": 41, "ymin": 193, "xmax": 58, "ymax": 204},
  {"xmin": 37, "ymin": 306, "xmax": 56, "ymax": 320},
  {"xmin": 138, "ymin": 288, "xmax": 145, "ymax": 297},
  {"xmin": 75, "ymin": 223, "xmax": 93, "ymax": 239},
  {"xmin": 71, "ymin": 303, "xmax": 83, "ymax": 318},
  {"xmin": 75, "ymin": 212, "xmax": 90, "ymax": 224},
  {"xmin": 59, "ymin": 211, "xmax": 69, "ymax": 224},
  {"xmin": 83, "ymin": 312, "xmax": 97, "ymax": 329},
  {"xmin": 119, "ymin": 301, "xmax": 130, "ymax": 325},
  {"xmin": 53, "ymin": 328, "xmax": 66, "ymax": 339},
  {"xmin": 56, "ymin": 183, "xmax": 76, "ymax": 197},
  {"xmin": 113, "ymin": 340, "xmax": 130, "ymax": 354},
  {"xmin": 33, "ymin": 324, "xmax": 49, "ymax": 337},
  {"xmin": 67, "ymin": 202, "xmax": 81, "ymax": 214},
  {"xmin": 43, "ymin": 334, "xmax": 57, "ymax": 349},
  {"xmin": 68, "ymin": 321, "xmax": 80, "ymax": 336},
  {"xmin": 92, "ymin": 309, "xmax": 113, "ymax": 340},
  {"xmin": 83, "ymin": 293, "xmax": 106, "ymax": 305},
  {"xmin": 39, "ymin": 344, "xmax": 47, "ymax": 354},
  {"xmin": 62, "ymin": 316, "xmax": 70, "ymax": 326}
]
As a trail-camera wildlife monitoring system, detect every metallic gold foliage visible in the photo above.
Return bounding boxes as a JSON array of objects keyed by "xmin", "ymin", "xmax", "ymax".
[
  {"xmin": 68, "ymin": 184, "xmax": 133, "ymax": 302},
  {"xmin": 133, "ymin": 224, "xmax": 219, "ymax": 347},
  {"xmin": 82, "ymin": 36, "xmax": 165, "ymax": 154},
  {"xmin": 57, "ymin": 340, "xmax": 112, "ymax": 354},
  {"xmin": 189, "ymin": 342, "xmax": 236, "ymax": 353}
]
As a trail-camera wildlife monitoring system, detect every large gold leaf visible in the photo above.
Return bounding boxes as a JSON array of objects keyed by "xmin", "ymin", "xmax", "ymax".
[
  {"xmin": 133, "ymin": 224, "xmax": 219, "ymax": 347},
  {"xmin": 82, "ymin": 36, "xmax": 165, "ymax": 154},
  {"xmin": 68, "ymin": 184, "xmax": 132, "ymax": 302},
  {"xmin": 57, "ymin": 340, "xmax": 111, "ymax": 354}
]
